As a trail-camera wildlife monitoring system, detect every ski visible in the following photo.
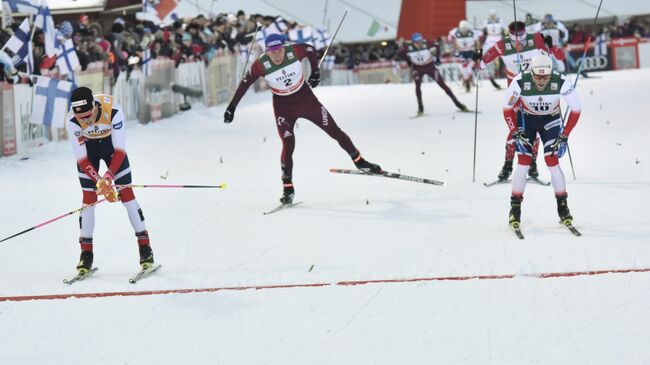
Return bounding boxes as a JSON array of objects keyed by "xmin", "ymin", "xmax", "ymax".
[
  {"xmin": 409, "ymin": 113, "xmax": 428, "ymax": 119},
  {"xmin": 129, "ymin": 264, "xmax": 162, "ymax": 284},
  {"xmin": 528, "ymin": 176, "xmax": 551, "ymax": 186},
  {"xmin": 483, "ymin": 177, "xmax": 549, "ymax": 187},
  {"xmin": 510, "ymin": 222, "xmax": 525, "ymax": 239},
  {"xmin": 561, "ymin": 220, "xmax": 582, "ymax": 236},
  {"xmin": 330, "ymin": 169, "xmax": 445, "ymax": 186},
  {"xmin": 483, "ymin": 179, "xmax": 510, "ymax": 187},
  {"xmin": 457, "ymin": 109, "xmax": 481, "ymax": 114},
  {"xmin": 63, "ymin": 267, "xmax": 98, "ymax": 285},
  {"xmin": 263, "ymin": 201, "xmax": 303, "ymax": 215}
]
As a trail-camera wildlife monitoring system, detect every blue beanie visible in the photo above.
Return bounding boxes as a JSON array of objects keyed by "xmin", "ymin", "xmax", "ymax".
[
  {"xmin": 411, "ymin": 32, "xmax": 423, "ymax": 42},
  {"xmin": 265, "ymin": 33, "xmax": 285, "ymax": 50}
]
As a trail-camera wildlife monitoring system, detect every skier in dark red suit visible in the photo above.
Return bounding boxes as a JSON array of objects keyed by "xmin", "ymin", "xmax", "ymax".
[
  {"xmin": 224, "ymin": 34, "xmax": 382, "ymax": 204},
  {"xmin": 401, "ymin": 32, "xmax": 468, "ymax": 116}
]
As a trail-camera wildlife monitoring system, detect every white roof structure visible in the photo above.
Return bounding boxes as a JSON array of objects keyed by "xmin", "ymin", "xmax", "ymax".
[
  {"xmin": 175, "ymin": 0, "xmax": 401, "ymax": 43},
  {"xmin": 49, "ymin": 0, "xmax": 107, "ymax": 14},
  {"xmin": 466, "ymin": 0, "xmax": 650, "ymax": 27}
]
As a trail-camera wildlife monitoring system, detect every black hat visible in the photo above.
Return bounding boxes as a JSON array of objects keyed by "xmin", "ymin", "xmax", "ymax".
[{"xmin": 70, "ymin": 87, "xmax": 94, "ymax": 115}]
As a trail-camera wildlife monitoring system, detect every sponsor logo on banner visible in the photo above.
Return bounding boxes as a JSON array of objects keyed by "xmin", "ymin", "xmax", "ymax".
[{"xmin": 578, "ymin": 56, "xmax": 608, "ymax": 71}]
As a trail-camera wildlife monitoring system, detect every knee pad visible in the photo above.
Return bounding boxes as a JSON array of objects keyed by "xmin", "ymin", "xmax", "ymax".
[
  {"xmin": 120, "ymin": 187, "xmax": 136, "ymax": 202},
  {"xmin": 545, "ymin": 155, "xmax": 559, "ymax": 167},
  {"xmin": 82, "ymin": 190, "xmax": 97, "ymax": 205},
  {"xmin": 517, "ymin": 154, "xmax": 532, "ymax": 165}
]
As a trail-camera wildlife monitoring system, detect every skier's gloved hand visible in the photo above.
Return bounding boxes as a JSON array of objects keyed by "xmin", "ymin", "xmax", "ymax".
[
  {"xmin": 434, "ymin": 57, "xmax": 441, "ymax": 66},
  {"xmin": 512, "ymin": 130, "xmax": 533, "ymax": 153},
  {"xmin": 551, "ymin": 134, "xmax": 568, "ymax": 157},
  {"xmin": 96, "ymin": 173, "xmax": 119, "ymax": 203},
  {"xmin": 471, "ymin": 49, "xmax": 482, "ymax": 62},
  {"xmin": 308, "ymin": 70, "xmax": 320, "ymax": 88},
  {"xmin": 223, "ymin": 104, "xmax": 236, "ymax": 124}
]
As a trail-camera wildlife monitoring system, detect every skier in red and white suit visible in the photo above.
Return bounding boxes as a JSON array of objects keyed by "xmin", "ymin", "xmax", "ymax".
[
  {"xmin": 474, "ymin": 20, "xmax": 564, "ymax": 181},
  {"xmin": 224, "ymin": 34, "xmax": 382, "ymax": 204},
  {"xmin": 66, "ymin": 87, "xmax": 154, "ymax": 275}
]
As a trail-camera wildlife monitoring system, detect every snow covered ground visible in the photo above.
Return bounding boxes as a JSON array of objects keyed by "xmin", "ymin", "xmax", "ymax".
[{"xmin": 1, "ymin": 68, "xmax": 649, "ymax": 364}]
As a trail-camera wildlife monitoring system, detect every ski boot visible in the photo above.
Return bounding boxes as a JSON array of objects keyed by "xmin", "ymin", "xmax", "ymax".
[
  {"xmin": 136, "ymin": 231, "xmax": 154, "ymax": 269},
  {"xmin": 556, "ymin": 194, "xmax": 573, "ymax": 224},
  {"xmin": 528, "ymin": 159, "xmax": 539, "ymax": 178},
  {"xmin": 457, "ymin": 103, "xmax": 469, "ymax": 112},
  {"xmin": 76, "ymin": 250, "xmax": 94, "ymax": 275},
  {"xmin": 354, "ymin": 157, "xmax": 383, "ymax": 174},
  {"xmin": 139, "ymin": 246, "xmax": 154, "ymax": 269},
  {"xmin": 416, "ymin": 103, "xmax": 424, "ymax": 117},
  {"xmin": 509, "ymin": 196, "xmax": 522, "ymax": 227},
  {"xmin": 498, "ymin": 160, "xmax": 513, "ymax": 181},
  {"xmin": 280, "ymin": 179, "xmax": 295, "ymax": 205}
]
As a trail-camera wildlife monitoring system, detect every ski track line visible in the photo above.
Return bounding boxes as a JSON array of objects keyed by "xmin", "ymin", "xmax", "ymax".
[{"xmin": 2, "ymin": 267, "xmax": 650, "ymax": 302}]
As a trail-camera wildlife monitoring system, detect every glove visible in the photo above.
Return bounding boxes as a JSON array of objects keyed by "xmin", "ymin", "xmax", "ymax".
[
  {"xmin": 543, "ymin": 35, "xmax": 554, "ymax": 49},
  {"xmin": 550, "ymin": 134, "xmax": 568, "ymax": 157},
  {"xmin": 512, "ymin": 130, "xmax": 533, "ymax": 153},
  {"xmin": 308, "ymin": 70, "xmax": 320, "ymax": 88},
  {"xmin": 96, "ymin": 173, "xmax": 120, "ymax": 203},
  {"xmin": 223, "ymin": 104, "xmax": 236, "ymax": 124},
  {"xmin": 470, "ymin": 49, "xmax": 482, "ymax": 62},
  {"xmin": 434, "ymin": 57, "xmax": 441, "ymax": 66}
]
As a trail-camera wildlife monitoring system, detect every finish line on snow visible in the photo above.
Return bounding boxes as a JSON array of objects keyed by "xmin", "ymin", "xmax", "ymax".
[{"xmin": 2, "ymin": 267, "xmax": 650, "ymax": 302}]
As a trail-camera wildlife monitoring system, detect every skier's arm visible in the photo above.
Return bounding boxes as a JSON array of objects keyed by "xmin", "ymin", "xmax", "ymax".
[
  {"xmin": 108, "ymin": 105, "xmax": 126, "ymax": 178},
  {"xmin": 67, "ymin": 116, "xmax": 100, "ymax": 182},
  {"xmin": 228, "ymin": 60, "xmax": 264, "ymax": 108},
  {"xmin": 559, "ymin": 75, "xmax": 581, "ymax": 136},
  {"xmin": 293, "ymin": 43, "xmax": 318, "ymax": 73},
  {"xmin": 480, "ymin": 40, "xmax": 504, "ymax": 69},
  {"xmin": 502, "ymin": 75, "xmax": 523, "ymax": 132}
]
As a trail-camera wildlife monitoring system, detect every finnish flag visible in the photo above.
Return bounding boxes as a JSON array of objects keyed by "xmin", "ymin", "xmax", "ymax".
[
  {"xmin": 314, "ymin": 28, "xmax": 331, "ymax": 51},
  {"xmin": 3, "ymin": 0, "xmax": 40, "ymax": 14},
  {"xmin": 267, "ymin": 17, "xmax": 288, "ymax": 34},
  {"xmin": 55, "ymin": 38, "xmax": 79, "ymax": 78},
  {"xmin": 34, "ymin": 1, "xmax": 56, "ymax": 56},
  {"xmin": 288, "ymin": 27, "xmax": 314, "ymax": 46},
  {"xmin": 31, "ymin": 76, "xmax": 73, "ymax": 128},
  {"xmin": 4, "ymin": 18, "xmax": 30, "ymax": 66},
  {"xmin": 323, "ymin": 55, "xmax": 336, "ymax": 71},
  {"xmin": 142, "ymin": 48, "xmax": 152, "ymax": 76}
]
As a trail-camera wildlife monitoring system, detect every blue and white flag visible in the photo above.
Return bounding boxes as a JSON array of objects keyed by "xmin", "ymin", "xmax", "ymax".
[
  {"xmin": 4, "ymin": 18, "xmax": 30, "ymax": 66},
  {"xmin": 323, "ymin": 55, "xmax": 336, "ymax": 71},
  {"xmin": 3, "ymin": 0, "xmax": 40, "ymax": 14},
  {"xmin": 31, "ymin": 76, "xmax": 73, "ymax": 128},
  {"xmin": 55, "ymin": 38, "xmax": 79, "ymax": 79},
  {"xmin": 288, "ymin": 26, "xmax": 314, "ymax": 46},
  {"xmin": 34, "ymin": 1, "xmax": 56, "ymax": 56},
  {"xmin": 142, "ymin": 48, "xmax": 152, "ymax": 76},
  {"xmin": 267, "ymin": 17, "xmax": 288, "ymax": 34},
  {"xmin": 314, "ymin": 27, "xmax": 331, "ymax": 51}
]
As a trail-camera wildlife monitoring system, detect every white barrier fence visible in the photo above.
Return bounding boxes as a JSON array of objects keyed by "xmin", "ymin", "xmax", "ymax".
[{"xmin": 2, "ymin": 37, "xmax": 650, "ymax": 158}]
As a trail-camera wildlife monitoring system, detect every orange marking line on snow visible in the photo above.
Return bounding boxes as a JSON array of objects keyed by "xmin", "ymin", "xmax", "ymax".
[{"xmin": 2, "ymin": 267, "xmax": 650, "ymax": 302}]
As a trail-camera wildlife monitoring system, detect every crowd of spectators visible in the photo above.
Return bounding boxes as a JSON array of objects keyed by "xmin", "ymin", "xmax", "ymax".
[{"xmin": 1, "ymin": 9, "xmax": 650, "ymax": 84}]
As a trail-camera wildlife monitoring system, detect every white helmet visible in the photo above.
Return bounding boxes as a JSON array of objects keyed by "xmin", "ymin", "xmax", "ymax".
[
  {"xmin": 458, "ymin": 20, "xmax": 470, "ymax": 31},
  {"xmin": 530, "ymin": 54, "xmax": 553, "ymax": 75}
]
